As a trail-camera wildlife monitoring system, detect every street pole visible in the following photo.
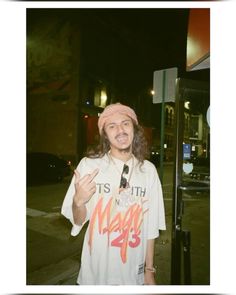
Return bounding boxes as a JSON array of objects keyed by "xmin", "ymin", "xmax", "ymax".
[
  {"xmin": 153, "ymin": 67, "xmax": 177, "ymax": 183},
  {"xmin": 159, "ymin": 70, "xmax": 166, "ymax": 184},
  {"xmin": 171, "ymin": 78, "xmax": 184, "ymax": 284}
]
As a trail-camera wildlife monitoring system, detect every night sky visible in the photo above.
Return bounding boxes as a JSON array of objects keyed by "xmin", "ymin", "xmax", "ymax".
[
  {"xmin": 27, "ymin": 8, "xmax": 210, "ymax": 89},
  {"xmin": 76, "ymin": 9, "xmax": 210, "ymax": 120}
]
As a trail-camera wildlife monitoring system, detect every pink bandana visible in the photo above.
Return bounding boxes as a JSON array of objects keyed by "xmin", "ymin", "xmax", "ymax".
[{"xmin": 98, "ymin": 103, "xmax": 138, "ymax": 134}]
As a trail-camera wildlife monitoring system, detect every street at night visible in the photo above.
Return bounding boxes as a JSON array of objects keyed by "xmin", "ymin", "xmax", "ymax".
[
  {"xmin": 2, "ymin": 1, "xmax": 236, "ymax": 293},
  {"xmin": 26, "ymin": 7, "xmax": 210, "ymax": 287}
]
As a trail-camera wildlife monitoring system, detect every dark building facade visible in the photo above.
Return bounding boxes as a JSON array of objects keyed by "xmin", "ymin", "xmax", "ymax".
[{"xmin": 27, "ymin": 9, "xmax": 209, "ymax": 165}]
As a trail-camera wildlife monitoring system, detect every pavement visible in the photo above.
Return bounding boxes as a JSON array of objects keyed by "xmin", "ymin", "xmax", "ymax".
[{"xmin": 27, "ymin": 164, "xmax": 210, "ymax": 286}]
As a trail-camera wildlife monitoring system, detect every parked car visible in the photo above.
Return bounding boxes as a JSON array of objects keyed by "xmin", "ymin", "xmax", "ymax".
[{"xmin": 27, "ymin": 152, "xmax": 72, "ymax": 185}]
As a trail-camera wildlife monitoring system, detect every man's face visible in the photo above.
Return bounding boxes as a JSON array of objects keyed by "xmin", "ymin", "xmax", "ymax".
[{"xmin": 103, "ymin": 113, "xmax": 134, "ymax": 153}]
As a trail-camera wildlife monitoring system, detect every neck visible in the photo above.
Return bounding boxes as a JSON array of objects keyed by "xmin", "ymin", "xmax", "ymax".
[{"xmin": 109, "ymin": 148, "xmax": 132, "ymax": 162}]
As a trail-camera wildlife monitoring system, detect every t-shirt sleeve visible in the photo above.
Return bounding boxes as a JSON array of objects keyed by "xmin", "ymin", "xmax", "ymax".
[
  {"xmin": 61, "ymin": 158, "xmax": 90, "ymax": 236},
  {"xmin": 147, "ymin": 164, "xmax": 166, "ymax": 239}
]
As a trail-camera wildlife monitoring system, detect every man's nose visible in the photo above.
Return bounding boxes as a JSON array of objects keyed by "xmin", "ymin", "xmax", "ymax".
[{"xmin": 116, "ymin": 123, "xmax": 125, "ymax": 133}]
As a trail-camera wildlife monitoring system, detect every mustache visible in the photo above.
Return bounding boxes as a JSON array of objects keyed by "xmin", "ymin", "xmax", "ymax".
[{"xmin": 115, "ymin": 132, "xmax": 128, "ymax": 140}]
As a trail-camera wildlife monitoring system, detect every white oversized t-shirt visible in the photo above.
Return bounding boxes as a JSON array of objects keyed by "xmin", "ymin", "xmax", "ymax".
[{"xmin": 61, "ymin": 154, "xmax": 166, "ymax": 285}]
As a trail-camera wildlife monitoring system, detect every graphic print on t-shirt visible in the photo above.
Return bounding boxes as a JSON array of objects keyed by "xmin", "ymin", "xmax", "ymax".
[{"xmin": 88, "ymin": 185, "xmax": 148, "ymax": 264}]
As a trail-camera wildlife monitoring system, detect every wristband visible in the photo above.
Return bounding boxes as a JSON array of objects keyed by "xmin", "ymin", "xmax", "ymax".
[{"xmin": 145, "ymin": 266, "xmax": 157, "ymax": 273}]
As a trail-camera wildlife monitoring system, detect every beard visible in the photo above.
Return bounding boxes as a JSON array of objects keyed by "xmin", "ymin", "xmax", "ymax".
[{"xmin": 118, "ymin": 145, "xmax": 132, "ymax": 153}]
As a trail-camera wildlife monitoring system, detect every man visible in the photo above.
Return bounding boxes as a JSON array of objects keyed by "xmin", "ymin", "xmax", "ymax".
[{"xmin": 61, "ymin": 103, "xmax": 166, "ymax": 285}]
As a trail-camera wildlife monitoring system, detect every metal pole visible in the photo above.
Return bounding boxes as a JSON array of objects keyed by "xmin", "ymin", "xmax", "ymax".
[
  {"xmin": 182, "ymin": 230, "xmax": 192, "ymax": 285},
  {"xmin": 171, "ymin": 78, "xmax": 184, "ymax": 284},
  {"xmin": 159, "ymin": 70, "xmax": 166, "ymax": 184}
]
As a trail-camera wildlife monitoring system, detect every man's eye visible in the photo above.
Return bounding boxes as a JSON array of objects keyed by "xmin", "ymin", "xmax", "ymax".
[{"xmin": 108, "ymin": 125, "xmax": 115, "ymax": 129}]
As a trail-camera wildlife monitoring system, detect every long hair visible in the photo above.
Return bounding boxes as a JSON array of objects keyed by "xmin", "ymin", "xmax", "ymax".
[{"xmin": 86, "ymin": 120, "xmax": 149, "ymax": 163}]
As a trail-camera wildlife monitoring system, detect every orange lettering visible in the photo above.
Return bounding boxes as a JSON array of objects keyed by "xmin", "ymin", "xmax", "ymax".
[
  {"xmin": 88, "ymin": 197, "xmax": 112, "ymax": 249},
  {"xmin": 88, "ymin": 196, "xmax": 149, "ymax": 263}
]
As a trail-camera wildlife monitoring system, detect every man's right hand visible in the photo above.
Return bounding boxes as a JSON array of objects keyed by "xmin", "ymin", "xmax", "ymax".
[{"xmin": 73, "ymin": 168, "xmax": 99, "ymax": 207}]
